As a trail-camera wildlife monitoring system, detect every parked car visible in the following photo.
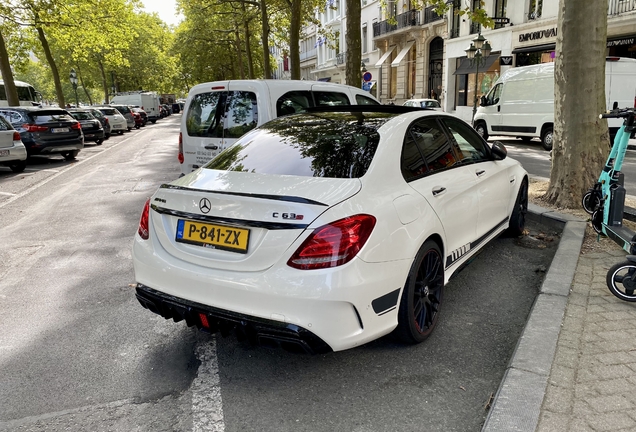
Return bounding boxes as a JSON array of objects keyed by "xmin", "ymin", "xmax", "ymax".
[
  {"xmin": 133, "ymin": 105, "xmax": 528, "ymax": 353},
  {"xmin": 171, "ymin": 103, "xmax": 180, "ymax": 114},
  {"xmin": 161, "ymin": 104, "xmax": 171, "ymax": 117},
  {"xmin": 131, "ymin": 107, "xmax": 147, "ymax": 126},
  {"xmin": 0, "ymin": 114, "xmax": 27, "ymax": 172},
  {"xmin": 88, "ymin": 108, "xmax": 111, "ymax": 138},
  {"xmin": 67, "ymin": 109, "xmax": 105, "ymax": 145},
  {"xmin": 111, "ymin": 92, "xmax": 160, "ymax": 123},
  {"xmin": 95, "ymin": 106, "xmax": 127, "ymax": 135},
  {"xmin": 109, "ymin": 104, "xmax": 135, "ymax": 131},
  {"xmin": 179, "ymin": 79, "xmax": 380, "ymax": 176},
  {"xmin": 0, "ymin": 107, "xmax": 83, "ymax": 161},
  {"xmin": 403, "ymin": 98, "xmax": 443, "ymax": 111}
]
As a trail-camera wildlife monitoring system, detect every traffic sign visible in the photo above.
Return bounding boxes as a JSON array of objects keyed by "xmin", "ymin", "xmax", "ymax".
[{"xmin": 363, "ymin": 72, "xmax": 372, "ymax": 82}]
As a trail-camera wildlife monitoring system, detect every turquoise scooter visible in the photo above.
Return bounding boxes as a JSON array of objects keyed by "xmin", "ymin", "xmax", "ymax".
[{"xmin": 582, "ymin": 107, "xmax": 636, "ymax": 301}]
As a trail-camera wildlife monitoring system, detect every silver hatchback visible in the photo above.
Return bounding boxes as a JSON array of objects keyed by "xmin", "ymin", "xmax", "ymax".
[{"xmin": 0, "ymin": 115, "xmax": 27, "ymax": 173}]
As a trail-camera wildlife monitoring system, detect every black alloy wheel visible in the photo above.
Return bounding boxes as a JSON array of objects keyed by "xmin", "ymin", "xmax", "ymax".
[
  {"xmin": 394, "ymin": 240, "xmax": 444, "ymax": 344},
  {"xmin": 506, "ymin": 179, "xmax": 528, "ymax": 237}
]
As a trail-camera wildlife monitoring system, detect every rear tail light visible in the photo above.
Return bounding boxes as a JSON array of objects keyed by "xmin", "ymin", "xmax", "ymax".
[
  {"xmin": 13, "ymin": 131, "xmax": 21, "ymax": 141},
  {"xmin": 23, "ymin": 124, "xmax": 48, "ymax": 132},
  {"xmin": 138, "ymin": 199, "xmax": 150, "ymax": 240},
  {"xmin": 105, "ymin": 118, "xmax": 110, "ymax": 125},
  {"xmin": 71, "ymin": 122, "xmax": 81, "ymax": 130},
  {"xmin": 287, "ymin": 214, "xmax": 376, "ymax": 270},
  {"xmin": 178, "ymin": 132, "xmax": 184, "ymax": 164}
]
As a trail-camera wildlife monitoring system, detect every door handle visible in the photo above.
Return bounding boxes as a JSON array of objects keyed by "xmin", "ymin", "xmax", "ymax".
[
  {"xmin": 204, "ymin": 145, "xmax": 219, "ymax": 150},
  {"xmin": 476, "ymin": 170, "xmax": 486, "ymax": 177},
  {"xmin": 432, "ymin": 187, "xmax": 446, "ymax": 196}
]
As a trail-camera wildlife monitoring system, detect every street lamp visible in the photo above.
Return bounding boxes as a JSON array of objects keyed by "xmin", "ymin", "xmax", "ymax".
[
  {"xmin": 69, "ymin": 68, "xmax": 79, "ymax": 107},
  {"xmin": 465, "ymin": 32, "xmax": 492, "ymax": 125}
]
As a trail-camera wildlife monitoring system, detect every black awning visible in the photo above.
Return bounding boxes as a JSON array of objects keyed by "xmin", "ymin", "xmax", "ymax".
[
  {"xmin": 317, "ymin": 77, "xmax": 331, "ymax": 82},
  {"xmin": 453, "ymin": 55, "xmax": 499, "ymax": 75},
  {"xmin": 512, "ymin": 43, "xmax": 556, "ymax": 54}
]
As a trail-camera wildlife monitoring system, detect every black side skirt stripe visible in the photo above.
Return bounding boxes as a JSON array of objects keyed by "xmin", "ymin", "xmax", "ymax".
[
  {"xmin": 151, "ymin": 205, "xmax": 309, "ymax": 230},
  {"xmin": 445, "ymin": 216, "xmax": 510, "ymax": 268},
  {"xmin": 160, "ymin": 184, "xmax": 328, "ymax": 207}
]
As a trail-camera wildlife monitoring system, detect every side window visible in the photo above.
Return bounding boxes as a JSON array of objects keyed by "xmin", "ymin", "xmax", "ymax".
[
  {"xmin": 355, "ymin": 94, "xmax": 380, "ymax": 105},
  {"xmin": 224, "ymin": 91, "xmax": 258, "ymax": 139},
  {"xmin": 314, "ymin": 91, "xmax": 349, "ymax": 106},
  {"xmin": 401, "ymin": 131, "xmax": 427, "ymax": 181},
  {"xmin": 0, "ymin": 110, "xmax": 23, "ymax": 125},
  {"xmin": 441, "ymin": 117, "xmax": 489, "ymax": 163},
  {"xmin": 185, "ymin": 91, "xmax": 227, "ymax": 138},
  {"xmin": 0, "ymin": 116, "xmax": 10, "ymax": 130},
  {"xmin": 277, "ymin": 91, "xmax": 313, "ymax": 116},
  {"xmin": 485, "ymin": 83, "xmax": 502, "ymax": 105},
  {"xmin": 410, "ymin": 118, "xmax": 458, "ymax": 175}
]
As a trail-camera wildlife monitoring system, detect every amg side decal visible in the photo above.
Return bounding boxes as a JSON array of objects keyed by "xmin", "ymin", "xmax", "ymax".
[{"xmin": 445, "ymin": 217, "xmax": 509, "ymax": 268}]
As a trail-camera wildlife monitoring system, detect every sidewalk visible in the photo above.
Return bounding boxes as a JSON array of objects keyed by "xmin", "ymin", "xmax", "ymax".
[{"xmin": 482, "ymin": 204, "xmax": 636, "ymax": 431}]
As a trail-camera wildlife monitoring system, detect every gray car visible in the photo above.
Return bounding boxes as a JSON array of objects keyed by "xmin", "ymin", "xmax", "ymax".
[
  {"xmin": 110, "ymin": 104, "xmax": 135, "ymax": 131},
  {"xmin": 0, "ymin": 114, "xmax": 27, "ymax": 172}
]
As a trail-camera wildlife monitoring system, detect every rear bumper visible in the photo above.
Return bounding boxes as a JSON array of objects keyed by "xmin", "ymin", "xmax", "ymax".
[
  {"xmin": 23, "ymin": 138, "xmax": 84, "ymax": 155},
  {"xmin": 0, "ymin": 142, "xmax": 27, "ymax": 163},
  {"xmin": 135, "ymin": 284, "xmax": 332, "ymax": 354},
  {"xmin": 83, "ymin": 130, "xmax": 105, "ymax": 141}
]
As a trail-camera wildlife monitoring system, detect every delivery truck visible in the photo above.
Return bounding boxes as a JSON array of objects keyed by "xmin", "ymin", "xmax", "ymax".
[
  {"xmin": 111, "ymin": 91, "xmax": 161, "ymax": 123},
  {"xmin": 474, "ymin": 57, "xmax": 636, "ymax": 150}
]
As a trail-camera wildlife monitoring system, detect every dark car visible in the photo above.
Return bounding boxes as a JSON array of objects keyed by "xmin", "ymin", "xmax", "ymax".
[
  {"xmin": 0, "ymin": 107, "xmax": 83, "ymax": 161},
  {"xmin": 88, "ymin": 108, "xmax": 112, "ymax": 138},
  {"xmin": 67, "ymin": 109, "xmax": 105, "ymax": 144},
  {"xmin": 171, "ymin": 103, "xmax": 180, "ymax": 114}
]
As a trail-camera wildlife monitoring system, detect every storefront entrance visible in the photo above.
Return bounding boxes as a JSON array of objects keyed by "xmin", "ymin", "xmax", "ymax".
[{"xmin": 429, "ymin": 37, "xmax": 443, "ymax": 100}]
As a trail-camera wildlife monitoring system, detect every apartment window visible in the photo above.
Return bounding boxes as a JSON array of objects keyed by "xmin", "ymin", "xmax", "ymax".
[
  {"xmin": 493, "ymin": 0, "xmax": 507, "ymax": 29},
  {"xmin": 362, "ymin": 25, "xmax": 368, "ymax": 54},
  {"xmin": 528, "ymin": 0, "xmax": 543, "ymax": 20},
  {"xmin": 389, "ymin": 50, "xmax": 397, "ymax": 99},
  {"xmin": 387, "ymin": 0, "xmax": 397, "ymax": 18},
  {"xmin": 451, "ymin": 0, "xmax": 461, "ymax": 38},
  {"xmin": 407, "ymin": 43, "xmax": 417, "ymax": 98},
  {"xmin": 470, "ymin": 0, "xmax": 481, "ymax": 34}
]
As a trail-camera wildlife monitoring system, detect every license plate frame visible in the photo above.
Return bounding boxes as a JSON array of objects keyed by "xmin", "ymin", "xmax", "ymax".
[
  {"xmin": 175, "ymin": 219, "xmax": 250, "ymax": 253},
  {"xmin": 51, "ymin": 127, "xmax": 69, "ymax": 133}
]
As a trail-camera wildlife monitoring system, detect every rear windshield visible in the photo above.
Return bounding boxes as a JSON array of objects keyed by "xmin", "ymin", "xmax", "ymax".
[
  {"xmin": 112, "ymin": 106, "xmax": 130, "ymax": 114},
  {"xmin": 29, "ymin": 111, "xmax": 75, "ymax": 124},
  {"xmin": 423, "ymin": 100, "xmax": 441, "ymax": 108},
  {"xmin": 70, "ymin": 112, "xmax": 94, "ymax": 120},
  {"xmin": 205, "ymin": 113, "xmax": 384, "ymax": 178},
  {"xmin": 99, "ymin": 108, "xmax": 117, "ymax": 115}
]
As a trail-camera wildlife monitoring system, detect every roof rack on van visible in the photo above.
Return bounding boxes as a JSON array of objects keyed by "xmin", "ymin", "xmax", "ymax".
[{"xmin": 305, "ymin": 105, "xmax": 432, "ymax": 114}]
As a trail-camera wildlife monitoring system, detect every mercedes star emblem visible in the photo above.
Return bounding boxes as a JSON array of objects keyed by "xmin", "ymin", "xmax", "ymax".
[{"xmin": 199, "ymin": 198, "xmax": 211, "ymax": 214}]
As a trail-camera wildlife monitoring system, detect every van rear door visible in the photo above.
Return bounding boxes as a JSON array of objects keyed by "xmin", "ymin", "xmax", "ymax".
[{"xmin": 605, "ymin": 58, "xmax": 636, "ymax": 134}]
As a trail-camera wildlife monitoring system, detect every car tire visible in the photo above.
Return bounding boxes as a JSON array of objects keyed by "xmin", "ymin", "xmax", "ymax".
[
  {"xmin": 95, "ymin": 139, "xmax": 103, "ymax": 145},
  {"xmin": 118, "ymin": 130, "xmax": 124, "ymax": 135},
  {"xmin": 151, "ymin": 120, "xmax": 157, "ymax": 124},
  {"xmin": 541, "ymin": 126, "xmax": 553, "ymax": 150},
  {"xmin": 393, "ymin": 240, "xmax": 444, "ymax": 344},
  {"xmin": 505, "ymin": 179, "xmax": 528, "ymax": 237},
  {"xmin": 135, "ymin": 124, "xmax": 140, "ymax": 129},
  {"xmin": 9, "ymin": 160, "xmax": 27, "ymax": 173},
  {"xmin": 63, "ymin": 150, "xmax": 79, "ymax": 161},
  {"xmin": 474, "ymin": 121, "xmax": 489, "ymax": 140},
  {"xmin": 127, "ymin": 127, "xmax": 132, "ymax": 132},
  {"xmin": 105, "ymin": 133, "xmax": 111, "ymax": 139}
]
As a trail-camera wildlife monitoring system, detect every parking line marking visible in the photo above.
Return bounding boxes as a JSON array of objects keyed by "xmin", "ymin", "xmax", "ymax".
[{"xmin": 192, "ymin": 339, "xmax": 225, "ymax": 432}]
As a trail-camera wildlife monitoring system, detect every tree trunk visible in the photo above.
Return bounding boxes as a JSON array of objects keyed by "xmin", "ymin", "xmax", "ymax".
[
  {"xmin": 76, "ymin": 65, "xmax": 93, "ymax": 105},
  {"xmin": 242, "ymin": 2, "xmax": 254, "ymax": 79},
  {"xmin": 36, "ymin": 26, "xmax": 65, "ymax": 108},
  {"xmin": 289, "ymin": 0, "xmax": 301, "ymax": 79},
  {"xmin": 0, "ymin": 29, "xmax": 20, "ymax": 106},
  {"xmin": 97, "ymin": 59, "xmax": 109, "ymax": 104},
  {"xmin": 260, "ymin": 0, "xmax": 271, "ymax": 79},
  {"xmin": 544, "ymin": 0, "xmax": 609, "ymax": 208},
  {"xmin": 345, "ymin": 0, "xmax": 362, "ymax": 87},
  {"xmin": 234, "ymin": 26, "xmax": 245, "ymax": 79}
]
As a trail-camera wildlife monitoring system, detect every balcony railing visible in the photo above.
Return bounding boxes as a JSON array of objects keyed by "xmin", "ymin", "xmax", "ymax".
[
  {"xmin": 423, "ymin": 6, "xmax": 443, "ymax": 24},
  {"xmin": 373, "ymin": 9, "xmax": 420, "ymax": 37},
  {"xmin": 300, "ymin": 48, "xmax": 317, "ymax": 61},
  {"xmin": 336, "ymin": 52, "xmax": 346, "ymax": 65},
  {"xmin": 608, "ymin": 0, "xmax": 636, "ymax": 15}
]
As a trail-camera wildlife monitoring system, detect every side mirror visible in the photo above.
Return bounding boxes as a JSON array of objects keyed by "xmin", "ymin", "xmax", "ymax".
[
  {"xmin": 480, "ymin": 95, "xmax": 488, "ymax": 106},
  {"xmin": 491, "ymin": 141, "xmax": 507, "ymax": 160}
]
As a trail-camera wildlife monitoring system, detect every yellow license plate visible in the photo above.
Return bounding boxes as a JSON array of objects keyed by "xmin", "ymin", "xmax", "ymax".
[{"xmin": 176, "ymin": 219, "xmax": 250, "ymax": 253}]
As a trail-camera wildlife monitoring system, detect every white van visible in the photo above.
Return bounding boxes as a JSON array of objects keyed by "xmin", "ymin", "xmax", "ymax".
[
  {"xmin": 179, "ymin": 80, "xmax": 380, "ymax": 176},
  {"xmin": 111, "ymin": 91, "xmax": 161, "ymax": 123},
  {"xmin": 474, "ymin": 57, "xmax": 636, "ymax": 150}
]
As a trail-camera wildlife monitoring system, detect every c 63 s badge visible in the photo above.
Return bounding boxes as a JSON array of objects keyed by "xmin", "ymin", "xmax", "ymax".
[{"xmin": 272, "ymin": 212, "xmax": 304, "ymax": 220}]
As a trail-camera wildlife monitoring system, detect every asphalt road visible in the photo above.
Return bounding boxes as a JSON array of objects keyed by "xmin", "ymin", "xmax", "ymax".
[{"xmin": 0, "ymin": 117, "xmax": 559, "ymax": 431}]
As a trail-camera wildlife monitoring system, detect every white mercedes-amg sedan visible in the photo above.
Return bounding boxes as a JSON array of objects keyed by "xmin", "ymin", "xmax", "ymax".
[{"xmin": 132, "ymin": 106, "xmax": 528, "ymax": 354}]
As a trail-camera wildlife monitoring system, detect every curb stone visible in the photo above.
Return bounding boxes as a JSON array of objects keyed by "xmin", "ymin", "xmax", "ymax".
[{"xmin": 481, "ymin": 204, "xmax": 586, "ymax": 432}]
